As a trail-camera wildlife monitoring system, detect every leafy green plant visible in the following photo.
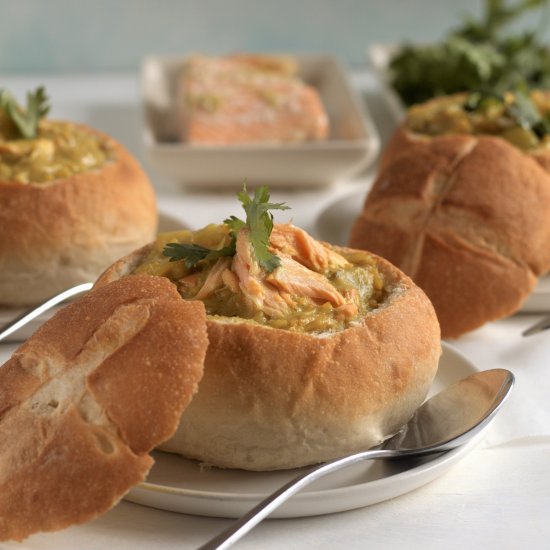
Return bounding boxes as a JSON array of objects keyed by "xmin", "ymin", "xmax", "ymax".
[{"xmin": 389, "ymin": 0, "xmax": 550, "ymax": 106}]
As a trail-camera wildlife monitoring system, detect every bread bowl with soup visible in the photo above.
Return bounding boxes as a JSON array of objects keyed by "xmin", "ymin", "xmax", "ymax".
[
  {"xmin": 0, "ymin": 87, "xmax": 158, "ymax": 307},
  {"xmin": 94, "ymin": 186, "xmax": 441, "ymax": 470},
  {"xmin": 349, "ymin": 91, "xmax": 550, "ymax": 338}
]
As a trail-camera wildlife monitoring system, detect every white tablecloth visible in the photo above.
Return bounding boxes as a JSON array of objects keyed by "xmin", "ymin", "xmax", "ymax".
[{"xmin": 1, "ymin": 72, "xmax": 549, "ymax": 550}]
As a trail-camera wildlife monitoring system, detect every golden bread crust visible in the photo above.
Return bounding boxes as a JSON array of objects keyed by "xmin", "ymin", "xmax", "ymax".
[
  {"xmin": 0, "ymin": 275, "xmax": 208, "ymax": 541},
  {"xmin": 349, "ymin": 126, "xmax": 550, "ymax": 338},
  {"xmin": 0, "ymin": 126, "xmax": 158, "ymax": 307},
  {"xmin": 95, "ymin": 243, "xmax": 441, "ymax": 471}
]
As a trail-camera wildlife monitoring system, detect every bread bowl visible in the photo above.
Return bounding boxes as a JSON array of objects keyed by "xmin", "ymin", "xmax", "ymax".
[
  {"xmin": 349, "ymin": 91, "xmax": 550, "ymax": 338},
  {"xmin": 0, "ymin": 275, "xmax": 208, "ymax": 541},
  {"xmin": 0, "ymin": 87, "xmax": 158, "ymax": 307},
  {"xmin": 94, "ymin": 186, "xmax": 441, "ymax": 471},
  {"xmin": 178, "ymin": 54, "xmax": 329, "ymax": 144}
]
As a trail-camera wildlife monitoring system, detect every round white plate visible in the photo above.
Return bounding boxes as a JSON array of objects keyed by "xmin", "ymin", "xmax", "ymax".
[
  {"xmin": 125, "ymin": 343, "xmax": 486, "ymax": 519},
  {"xmin": 315, "ymin": 189, "xmax": 550, "ymax": 313},
  {"xmin": 0, "ymin": 210, "xmax": 187, "ymax": 342}
]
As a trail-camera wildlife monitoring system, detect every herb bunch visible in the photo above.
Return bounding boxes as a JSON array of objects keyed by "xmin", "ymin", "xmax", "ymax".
[
  {"xmin": 389, "ymin": 0, "xmax": 550, "ymax": 106},
  {"xmin": 0, "ymin": 87, "xmax": 50, "ymax": 139},
  {"xmin": 163, "ymin": 185, "xmax": 290, "ymax": 272}
]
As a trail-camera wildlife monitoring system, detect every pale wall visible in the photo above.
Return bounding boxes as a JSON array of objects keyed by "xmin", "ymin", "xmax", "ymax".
[{"xmin": 0, "ymin": 0, "xmax": 500, "ymax": 72}]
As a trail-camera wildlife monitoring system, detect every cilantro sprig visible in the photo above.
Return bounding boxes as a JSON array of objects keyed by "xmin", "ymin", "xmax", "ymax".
[
  {"xmin": 0, "ymin": 86, "xmax": 50, "ymax": 139},
  {"xmin": 162, "ymin": 185, "xmax": 290, "ymax": 272},
  {"xmin": 236, "ymin": 186, "xmax": 290, "ymax": 271}
]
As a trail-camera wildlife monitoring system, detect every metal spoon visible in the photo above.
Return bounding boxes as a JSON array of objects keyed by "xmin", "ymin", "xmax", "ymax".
[
  {"xmin": 522, "ymin": 314, "xmax": 550, "ymax": 337},
  {"xmin": 0, "ymin": 282, "xmax": 93, "ymax": 343},
  {"xmin": 199, "ymin": 368, "xmax": 514, "ymax": 550}
]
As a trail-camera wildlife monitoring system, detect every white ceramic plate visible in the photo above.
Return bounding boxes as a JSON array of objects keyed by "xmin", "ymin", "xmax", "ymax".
[
  {"xmin": 125, "ymin": 343, "xmax": 485, "ymax": 519},
  {"xmin": 316, "ymin": 189, "xmax": 550, "ymax": 313},
  {"xmin": 0, "ymin": 211, "xmax": 186, "ymax": 342},
  {"xmin": 140, "ymin": 54, "xmax": 380, "ymax": 187}
]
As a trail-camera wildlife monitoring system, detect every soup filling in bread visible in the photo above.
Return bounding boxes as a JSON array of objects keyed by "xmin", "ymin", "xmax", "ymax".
[
  {"xmin": 0, "ymin": 87, "xmax": 113, "ymax": 183},
  {"xmin": 133, "ymin": 188, "xmax": 386, "ymax": 333},
  {"xmin": 407, "ymin": 90, "xmax": 550, "ymax": 151}
]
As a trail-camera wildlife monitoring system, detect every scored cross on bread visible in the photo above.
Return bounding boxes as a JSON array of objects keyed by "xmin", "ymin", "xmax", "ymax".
[{"xmin": 350, "ymin": 91, "xmax": 550, "ymax": 338}]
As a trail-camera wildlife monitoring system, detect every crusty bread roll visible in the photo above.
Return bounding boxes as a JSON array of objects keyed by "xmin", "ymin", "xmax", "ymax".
[
  {"xmin": 94, "ymin": 230, "xmax": 441, "ymax": 471},
  {"xmin": 179, "ymin": 54, "xmax": 329, "ymax": 144},
  {"xmin": 0, "ymin": 124, "xmax": 157, "ymax": 307},
  {"xmin": 349, "ymin": 119, "xmax": 550, "ymax": 338},
  {"xmin": 0, "ymin": 275, "xmax": 208, "ymax": 542}
]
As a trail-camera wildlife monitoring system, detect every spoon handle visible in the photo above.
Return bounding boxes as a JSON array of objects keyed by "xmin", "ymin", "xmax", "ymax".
[
  {"xmin": 198, "ymin": 448, "xmax": 395, "ymax": 550},
  {"xmin": 0, "ymin": 282, "xmax": 93, "ymax": 343}
]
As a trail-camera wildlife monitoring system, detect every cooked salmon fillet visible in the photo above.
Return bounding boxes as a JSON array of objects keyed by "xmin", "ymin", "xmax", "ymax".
[{"xmin": 179, "ymin": 54, "xmax": 329, "ymax": 145}]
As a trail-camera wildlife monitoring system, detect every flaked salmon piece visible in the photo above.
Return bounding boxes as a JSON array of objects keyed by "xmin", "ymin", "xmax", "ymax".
[
  {"xmin": 265, "ymin": 255, "xmax": 348, "ymax": 308},
  {"xmin": 341, "ymin": 287, "xmax": 359, "ymax": 303},
  {"xmin": 334, "ymin": 302, "xmax": 359, "ymax": 320},
  {"xmin": 270, "ymin": 224, "xmax": 350, "ymax": 271},
  {"xmin": 231, "ymin": 229, "xmax": 357, "ymax": 321},
  {"xmin": 194, "ymin": 257, "xmax": 232, "ymax": 300},
  {"xmin": 179, "ymin": 55, "xmax": 329, "ymax": 145},
  {"xmin": 177, "ymin": 272, "xmax": 201, "ymax": 295},
  {"xmin": 221, "ymin": 268, "xmax": 240, "ymax": 293},
  {"xmin": 232, "ymin": 230, "xmax": 263, "ymax": 302},
  {"xmin": 232, "ymin": 229, "xmax": 291, "ymax": 317}
]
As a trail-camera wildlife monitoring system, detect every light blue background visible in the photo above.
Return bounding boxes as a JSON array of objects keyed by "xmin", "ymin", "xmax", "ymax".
[{"xmin": 3, "ymin": 0, "xmax": 543, "ymax": 73}]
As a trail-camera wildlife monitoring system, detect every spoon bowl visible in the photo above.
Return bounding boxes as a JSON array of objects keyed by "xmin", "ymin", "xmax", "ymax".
[{"xmin": 199, "ymin": 368, "xmax": 514, "ymax": 550}]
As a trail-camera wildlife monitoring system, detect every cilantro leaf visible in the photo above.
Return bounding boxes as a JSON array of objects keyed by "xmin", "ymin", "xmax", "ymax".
[
  {"xmin": 237, "ymin": 185, "xmax": 290, "ymax": 272},
  {"xmin": 0, "ymin": 86, "xmax": 50, "ymax": 139},
  {"xmin": 224, "ymin": 215, "xmax": 246, "ymax": 235},
  {"xmin": 163, "ymin": 242, "xmax": 235, "ymax": 268}
]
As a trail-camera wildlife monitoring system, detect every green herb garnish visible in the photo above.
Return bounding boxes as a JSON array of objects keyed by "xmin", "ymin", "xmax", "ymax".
[
  {"xmin": 163, "ymin": 185, "xmax": 290, "ymax": 272},
  {"xmin": 463, "ymin": 89, "xmax": 550, "ymax": 138},
  {"xmin": 163, "ymin": 242, "xmax": 236, "ymax": 268},
  {"xmin": 0, "ymin": 86, "xmax": 50, "ymax": 139},
  {"xmin": 508, "ymin": 90, "xmax": 550, "ymax": 137},
  {"xmin": 389, "ymin": 0, "xmax": 550, "ymax": 106},
  {"xmin": 235, "ymin": 186, "xmax": 289, "ymax": 271}
]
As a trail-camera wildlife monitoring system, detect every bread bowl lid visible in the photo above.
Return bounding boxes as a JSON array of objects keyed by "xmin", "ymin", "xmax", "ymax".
[{"xmin": 0, "ymin": 274, "xmax": 209, "ymax": 542}]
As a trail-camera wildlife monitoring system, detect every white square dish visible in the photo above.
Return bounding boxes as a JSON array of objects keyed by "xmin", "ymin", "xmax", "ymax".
[{"xmin": 140, "ymin": 54, "xmax": 380, "ymax": 187}]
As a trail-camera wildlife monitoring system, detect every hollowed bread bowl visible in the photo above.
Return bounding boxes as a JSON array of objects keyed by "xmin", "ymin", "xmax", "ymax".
[
  {"xmin": 0, "ymin": 124, "xmax": 157, "ymax": 307},
  {"xmin": 94, "ymin": 225, "xmax": 441, "ymax": 471},
  {"xmin": 349, "ymin": 92, "xmax": 550, "ymax": 338}
]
